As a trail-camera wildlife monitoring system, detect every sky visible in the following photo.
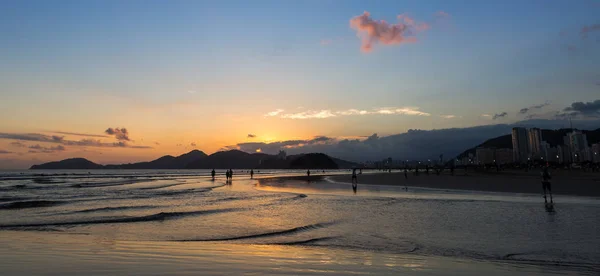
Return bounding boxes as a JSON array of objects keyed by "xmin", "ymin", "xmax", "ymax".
[{"xmin": 1, "ymin": 0, "xmax": 599, "ymax": 168}]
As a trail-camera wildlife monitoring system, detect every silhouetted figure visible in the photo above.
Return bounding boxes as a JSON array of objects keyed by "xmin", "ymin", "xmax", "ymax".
[
  {"xmin": 250, "ymin": 169, "xmax": 254, "ymax": 179},
  {"xmin": 542, "ymin": 166, "xmax": 552, "ymax": 203},
  {"xmin": 211, "ymin": 169, "xmax": 216, "ymax": 180},
  {"xmin": 450, "ymin": 165, "xmax": 455, "ymax": 176},
  {"xmin": 404, "ymin": 168, "xmax": 408, "ymax": 179},
  {"xmin": 426, "ymin": 165, "xmax": 430, "ymax": 175},
  {"xmin": 307, "ymin": 169, "xmax": 310, "ymax": 177},
  {"xmin": 351, "ymin": 168, "xmax": 358, "ymax": 184},
  {"xmin": 352, "ymin": 182, "xmax": 357, "ymax": 194}
]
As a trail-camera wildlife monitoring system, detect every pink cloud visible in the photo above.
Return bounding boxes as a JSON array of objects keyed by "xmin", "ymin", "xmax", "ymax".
[
  {"xmin": 435, "ymin": 11, "xmax": 450, "ymax": 18},
  {"xmin": 349, "ymin": 11, "xmax": 428, "ymax": 53},
  {"xmin": 320, "ymin": 39, "xmax": 333, "ymax": 46},
  {"xmin": 581, "ymin": 23, "xmax": 600, "ymax": 39}
]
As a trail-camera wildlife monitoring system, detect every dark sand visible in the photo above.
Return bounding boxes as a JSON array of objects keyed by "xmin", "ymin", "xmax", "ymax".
[{"xmin": 329, "ymin": 171, "xmax": 600, "ymax": 197}]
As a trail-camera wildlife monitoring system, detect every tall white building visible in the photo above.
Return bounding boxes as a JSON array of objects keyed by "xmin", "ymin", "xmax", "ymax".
[
  {"xmin": 527, "ymin": 128, "xmax": 542, "ymax": 158},
  {"xmin": 565, "ymin": 131, "xmax": 589, "ymax": 162},
  {"xmin": 512, "ymin": 127, "xmax": 529, "ymax": 163}
]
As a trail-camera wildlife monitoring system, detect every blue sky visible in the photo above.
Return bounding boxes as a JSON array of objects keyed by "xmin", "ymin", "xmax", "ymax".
[{"xmin": 0, "ymin": 0, "xmax": 599, "ymax": 167}]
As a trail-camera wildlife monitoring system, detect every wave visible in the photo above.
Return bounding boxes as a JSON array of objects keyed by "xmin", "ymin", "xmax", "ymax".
[
  {"xmin": 67, "ymin": 205, "xmax": 158, "ymax": 214},
  {"xmin": 0, "ymin": 208, "xmax": 242, "ymax": 228},
  {"xmin": 175, "ymin": 222, "xmax": 335, "ymax": 242},
  {"xmin": 0, "ymin": 200, "xmax": 65, "ymax": 210},
  {"xmin": 72, "ymin": 179, "xmax": 155, "ymax": 188},
  {"xmin": 271, "ymin": 236, "xmax": 336, "ymax": 245}
]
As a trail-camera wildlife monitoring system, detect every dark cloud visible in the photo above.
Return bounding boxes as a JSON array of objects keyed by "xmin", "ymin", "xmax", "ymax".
[
  {"xmin": 154, "ymin": 142, "xmax": 160, "ymax": 145},
  {"xmin": 519, "ymin": 102, "xmax": 550, "ymax": 114},
  {"xmin": 492, "ymin": 112, "xmax": 508, "ymax": 120},
  {"xmin": 191, "ymin": 142, "xmax": 197, "ymax": 147},
  {"xmin": 581, "ymin": 23, "xmax": 600, "ymax": 39},
  {"xmin": 28, "ymin": 144, "xmax": 66, "ymax": 153},
  {"xmin": 229, "ymin": 136, "xmax": 335, "ymax": 154},
  {"xmin": 9, "ymin": 141, "xmax": 26, "ymax": 148},
  {"xmin": 0, "ymin": 132, "xmax": 152, "ymax": 149},
  {"xmin": 105, "ymin": 128, "xmax": 130, "ymax": 141},
  {"xmin": 247, "ymin": 134, "xmax": 256, "ymax": 138},
  {"xmin": 52, "ymin": 131, "xmax": 108, "ymax": 138},
  {"xmin": 563, "ymin": 99, "xmax": 600, "ymax": 117},
  {"xmin": 0, "ymin": 150, "xmax": 12, "ymax": 154}
]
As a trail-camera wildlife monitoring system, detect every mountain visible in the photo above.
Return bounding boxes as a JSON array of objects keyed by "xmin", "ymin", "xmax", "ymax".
[
  {"xmin": 186, "ymin": 150, "xmax": 269, "ymax": 169},
  {"xmin": 30, "ymin": 158, "xmax": 104, "ymax": 170},
  {"xmin": 456, "ymin": 128, "xmax": 600, "ymax": 160},
  {"xmin": 105, "ymin": 150, "xmax": 207, "ymax": 169},
  {"xmin": 31, "ymin": 150, "xmax": 346, "ymax": 170}
]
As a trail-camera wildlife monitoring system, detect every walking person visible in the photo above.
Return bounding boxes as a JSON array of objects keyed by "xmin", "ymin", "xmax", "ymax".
[
  {"xmin": 250, "ymin": 169, "xmax": 254, "ymax": 179},
  {"xmin": 541, "ymin": 166, "xmax": 552, "ymax": 203},
  {"xmin": 211, "ymin": 169, "xmax": 216, "ymax": 180}
]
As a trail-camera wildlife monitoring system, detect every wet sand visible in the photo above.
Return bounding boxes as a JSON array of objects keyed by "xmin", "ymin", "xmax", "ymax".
[{"xmin": 329, "ymin": 171, "xmax": 600, "ymax": 197}]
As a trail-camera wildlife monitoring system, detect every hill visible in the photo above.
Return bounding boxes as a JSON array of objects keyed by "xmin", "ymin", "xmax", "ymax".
[
  {"xmin": 30, "ymin": 158, "xmax": 104, "ymax": 170},
  {"xmin": 31, "ymin": 150, "xmax": 348, "ymax": 170},
  {"xmin": 105, "ymin": 150, "xmax": 207, "ymax": 169}
]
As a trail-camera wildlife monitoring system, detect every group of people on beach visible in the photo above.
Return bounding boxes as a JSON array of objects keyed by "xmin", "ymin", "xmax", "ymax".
[{"xmin": 211, "ymin": 168, "xmax": 255, "ymax": 181}]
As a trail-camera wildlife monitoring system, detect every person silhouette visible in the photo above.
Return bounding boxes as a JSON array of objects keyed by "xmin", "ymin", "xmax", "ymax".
[
  {"xmin": 211, "ymin": 169, "xmax": 216, "ymax": 180},
  {"xmin": 351, "ymin": 168, "xmax": 358, "ymax": 184},
  {"xmin": 307, "ymin": 169, "xmax": 310, "ymax": 177},
  {"xmin": 250, "ymin": 169, "xmax": 254, "ymax": 179},
  {"xmin": 542, "ymin": 166, "xmax": 552, "ymax": 203}
]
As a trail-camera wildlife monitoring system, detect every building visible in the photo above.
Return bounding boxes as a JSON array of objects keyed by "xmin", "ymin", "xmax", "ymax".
[
  {"xmin": 512, "ymin": 127, "xmax": 529, "ymax": 163},
  {"xmin": 476, "ymin": 147, "xmax": 495, "ymax": 164},
  {"xmin": 495, "ymin": 148, "xmax": 513, "ymax": 165},
  {"xmin": 565, "ymin": 131, "xmax": 589, "ymax": 163},
  {"xmin": 547, "ymin": 146, "xmax": 563, "ymax": 164},
  {"xmin": 527, "ymin": 128, "xmax": 542, "ymax": 158},
  {"xmin": 592, "ymin": 143, "xmax": 600, "ymax": 163}
]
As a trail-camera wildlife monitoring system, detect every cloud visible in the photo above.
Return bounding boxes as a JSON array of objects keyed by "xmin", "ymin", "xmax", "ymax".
[
  {"xmin": 519, "ymin": 102, "xmax": 550, "ymax": 114},
  {"xmin": 52, "ymin": 131, "xmax": 108, "ymax": 138},
  {"xmin": 492, "ymin": 112, "xmax": 508, "ymax": 120},
  {"xmin": 264, "ymin": 109, "xmax": 285, "ymax": 117},
  {"xmin": 247, "ymin": 134, "xmax": 256, "ymax": 138},
  {"xmin": 0, "ymin": 150, "xmax": 12, "ymax": 154},
  {"xmin": 154, "ymin": 142, "xmax": 160, "ymax": 145},
  {"xmin": 0, "ymin": 132, "xmax": 152, "ymax": 149},
  {"xmin": 187, "ymin": 90, "xmax": 196, "ymax": 94},
  {"xmin": 441, "ymin": 115, "xmax": 457, "ymax": 119},
  {"xmin": 191, "ymin": 142, "xmax": 197, "ymax": 147},
  {"xmin": 349, "ymin": 11, "xmax": 429, "ymax": 53},
  {"xmin": 581, "ymin": 23, "xmax": 600, "ymax": 39},
  {"xmin": 28, "ymin": 144, "xmax": 66, "ymax": 153},
  {"xmin": 481, "ymin": 114, "xmax": 492, "ymax": 118},
  {"xmin": 563, "ymin": 99, "xmax": 600, "ymax": 117},
  {"xmin": 320, "ymin": 39, "xmax": 333, "ymax": 46},
  {"xmin": 281, "ymin": 110, "xmax": 336, "ymax": 119},
  {"xmin": 225, "ymin": 136, "xmax": 335, "ymax": 153},
  {"xmin": 435, "ymin": 11, "xmax": 450, "ymax": 18},
  {"xmin": 105, "ymin": 127, "xmax": 130, "ymax": 141},
  {"xmin": 267, "ymin": 107, "xmax": 430, "ymax": 119},
  {"xmin": 9, "ymin": 141, "xmax": 26, "ymax": 148}
]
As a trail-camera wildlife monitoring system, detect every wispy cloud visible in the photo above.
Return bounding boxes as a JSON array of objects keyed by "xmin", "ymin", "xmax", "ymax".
[
  {"xmin": 441, "ymin": 115, "xmax": 457, "ymax": 119},
  {"xmin": 349, "ymin": 11, "xmax": 429, "ymax": 53},
  {"xmin": 264, "ymin": 109, "xmax": 285, "ymax": 117},
  {"xmin": 492, "ymin": 112, "xmax": 508, "ymax": 120},
  {"xmin": 29, "ymin": 144, "xmax": 66, "ymax": 153},
  {"xmin": 247, "ymin": 134, "xmax": 256, "ymax": 138},
  {"xmin": 187, "ymin": 90, "xmax": 196, "ymax": 94},
  {"xmin": 435, "ymin": 11, "xmax": 450, "ymax": 18},
  {"xmin": 265, "ymin": 107, "xmax": 430, "ymax": 119},
  {"xmin": 481, "ymin": 114, "xmax": 492, "ymax": 118},
  {"xmin": 0, "ymin": 132, "xmax": 152, "ymax": 149},
  {"xmin": 519, "ymin": 101, "xmax": 550, "ymax": 114},
  {"xmin": 9, "ymin": 141, "xmax": 26, "ymax": 148},
  {"xmin": 52, "ymin": 131, "xmax": 108, "ymax": 138},
  {"xmin": 190, "ymin": 142, "xmax": 197, "ymax": 147},
  {"xmin": 581, "ymin": 23, "xmax": 600, "ymax": 39},
  {"xmin": 0, "ymin": 150, "xmax": 12, "ymax": 154},
  {"xmin": 320, "ymin": 39, "xmax": 333, "ymax": 46}
]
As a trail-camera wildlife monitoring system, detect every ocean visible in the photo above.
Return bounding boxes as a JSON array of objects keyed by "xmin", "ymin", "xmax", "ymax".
[{"xmin": 0, "ymin": 170, "xmax": 599, "ymax": 275}]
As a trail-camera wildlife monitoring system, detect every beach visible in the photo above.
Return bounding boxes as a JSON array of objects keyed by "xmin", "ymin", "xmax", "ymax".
[
  {"xmin": 1, "ymin": 169, "xmax": 599, "ymax": 275},
  {"xmin": 329, "ymin": 170, "xmax": 600, "ymax": 197}
]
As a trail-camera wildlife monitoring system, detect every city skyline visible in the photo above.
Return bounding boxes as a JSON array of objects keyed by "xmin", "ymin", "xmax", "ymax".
[{"xmin": 1, "ymin": 0, "xmax": 600, "ymax": 168}]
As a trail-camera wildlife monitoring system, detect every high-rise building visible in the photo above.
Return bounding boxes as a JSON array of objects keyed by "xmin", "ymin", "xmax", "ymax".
[
  {"xmin": 527, "ymin": 128, "xmax": 542, "ymax": 158},
  {"xmin": 592, "ymin": 143, "xmax": 600, "ymax": 163},
  {"xmin": 476, "ymin": 147, "xmax": 495, "ymax": 164},
  {"xmin": 495, "ymin": 148, "xmax": 513, "ymax": 165},
  {"xmin": 565, "ymin": 131, "xmax": 589, "ymax": 163},
  {"xmin": 512, "ymin": 127, "xmax": 529, "ymax": 163}
]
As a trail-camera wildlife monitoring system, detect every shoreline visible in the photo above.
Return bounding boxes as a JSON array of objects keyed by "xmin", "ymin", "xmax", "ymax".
[{"xmin": 328, "ymin": 171, "xmax": 600, "ymax": 197}]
